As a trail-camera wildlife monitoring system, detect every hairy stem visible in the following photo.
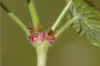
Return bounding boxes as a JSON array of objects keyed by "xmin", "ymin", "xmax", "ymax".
[{"xmin": 51, "ymin": 0, "xmax": 72, "ymax": 31}]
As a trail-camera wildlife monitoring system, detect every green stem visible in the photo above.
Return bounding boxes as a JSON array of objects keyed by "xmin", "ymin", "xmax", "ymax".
[
  {"xmin": 0, "ymin": 3, "xmax": 30, "ymax": 36},
  {"xmin": 28, "ymin": 0, "xmax": 40, "ymax": 31},
  {"xmin": 36, "ymin": 42, "xmax": 49, "ymax": 66},
  {"xmin": 51, "ymin": 0, "xmax": 72, "ymax": 31},
  {"xmin": 8, "ymin": 13, "xmax": 30, "ymax": 36},
  {"xmin": 55, "ymin": 15, "xmax": 80, "ymax": 38}
]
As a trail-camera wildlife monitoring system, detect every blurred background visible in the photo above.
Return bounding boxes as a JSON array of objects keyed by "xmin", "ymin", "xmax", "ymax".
[{"xmin": 0, "ymin": 0, "xmax": 100, "ymax": 66}]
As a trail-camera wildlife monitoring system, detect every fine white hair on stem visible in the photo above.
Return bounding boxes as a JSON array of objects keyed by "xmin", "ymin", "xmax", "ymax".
[{"xmin": 51, "ymin": 0, "xmax": 72, "ymax": 31}]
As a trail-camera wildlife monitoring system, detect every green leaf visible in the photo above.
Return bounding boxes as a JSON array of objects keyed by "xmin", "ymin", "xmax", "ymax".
[{"xmin": 71, "ymin": 0, "xmax": 100, "ymax": 47}]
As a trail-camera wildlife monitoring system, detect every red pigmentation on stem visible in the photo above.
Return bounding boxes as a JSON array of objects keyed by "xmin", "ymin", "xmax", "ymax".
[{"xmin": 27, "ymin": 29, "xmax": 56, "ymax": 44}]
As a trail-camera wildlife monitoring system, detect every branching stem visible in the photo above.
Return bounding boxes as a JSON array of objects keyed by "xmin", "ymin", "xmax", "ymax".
[
  {"xmin": 51, "ymin": 0, "xmax": 72, "ymax": 31},
  {"xmin": 55, "ymin": 15, "xmax": 80, "ymax": 38}
]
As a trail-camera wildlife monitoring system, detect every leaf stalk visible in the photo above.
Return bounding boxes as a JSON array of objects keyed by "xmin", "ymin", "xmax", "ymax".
[{"xmin": 51, "ymin": 0, "xmax": 72, "ymax": 31}]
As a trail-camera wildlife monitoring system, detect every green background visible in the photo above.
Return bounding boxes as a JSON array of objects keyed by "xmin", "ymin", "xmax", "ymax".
[{"xmin": 0, "ymin": 0, "xmax": 100, "ymax": 66}]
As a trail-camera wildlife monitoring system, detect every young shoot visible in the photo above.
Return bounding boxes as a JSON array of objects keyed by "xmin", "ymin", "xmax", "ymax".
[{"xmin": 1, "ymin": 0, "xmax": 100, "ymax": 66}]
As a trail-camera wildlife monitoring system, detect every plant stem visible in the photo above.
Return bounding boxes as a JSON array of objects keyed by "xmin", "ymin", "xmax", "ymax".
[
  {"xmin": 0, "ymin": 3, "xmax": 30, "ymax": 36},
  {"xmin": 51, "ymin": 0, "xmax": 72, "ymax": 31},
  {"xmin": 9, "ymin": 13, "xmax": 30, "ymax": 36},
  {"xmin": 37, "ymin": 51, "xmax": 47, "ymax": 66},
  {"xmin": 28, "ymin": 0, "xmax": 40, "ymax": 31},
  {"xmin": 55, "ymin": 15, "xmax": 80, "ymax": 38},
  {"xmin": 36, "ymin": 42, "xmax": 49, "ymax": 66}
]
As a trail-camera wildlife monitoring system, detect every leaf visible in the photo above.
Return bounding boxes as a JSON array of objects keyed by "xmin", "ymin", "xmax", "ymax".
[{"xmin": 71, "ymin": 0, "xmax": 100, "ymax": 47}]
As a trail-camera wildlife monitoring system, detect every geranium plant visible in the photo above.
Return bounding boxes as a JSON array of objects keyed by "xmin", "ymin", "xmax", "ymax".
[{"xmin": 0, "ymin": 0, "xmax": 100, "ymax": 66}]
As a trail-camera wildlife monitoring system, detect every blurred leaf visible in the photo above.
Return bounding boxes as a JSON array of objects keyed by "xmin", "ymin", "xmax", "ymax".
[{"xmin": 71, "ymin": 0, "xmax": 100, "ymax": 47}]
